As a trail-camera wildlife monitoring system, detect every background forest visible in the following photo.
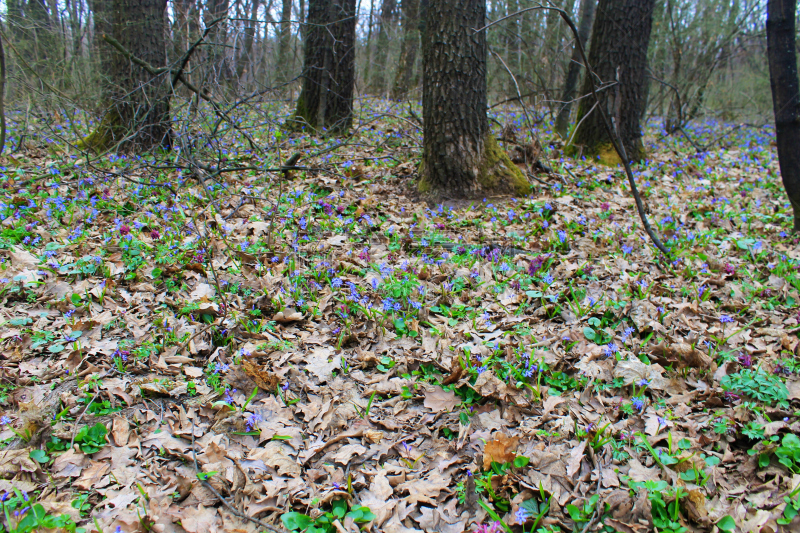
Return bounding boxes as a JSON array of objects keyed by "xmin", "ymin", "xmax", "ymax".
[{"xmin": 0, "ymin": 1, "xmax": 799, "ymax": 533}]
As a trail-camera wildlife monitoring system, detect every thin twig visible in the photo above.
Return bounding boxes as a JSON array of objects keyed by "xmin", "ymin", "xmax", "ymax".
[{"xmin": 70, "ymin": 390, "xmax": 100, "ymax": 450}]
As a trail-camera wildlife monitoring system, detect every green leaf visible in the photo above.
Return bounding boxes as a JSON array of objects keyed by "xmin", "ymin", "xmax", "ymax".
[
  {"xmin": 282, "ymin": 512, "xmax": 313, "ymax": 531},
  {"xmin": 583, "ymin": 327, "xmax": 596, "ymax": 341},
  {"xmin": 71, "ymin": 293, "xmax": 82, "ymax": 306},
  {"xmin": 48, "ymin": 344, "xmax": 66, "ymax": 353},
  {"xmin": 331, "ymin": 499, "xmax": 347, "ymax": 519},
  {"xmin": 513, "ymin": 456, "xmax": 530, "ymax": 468},
  {"xmin": 717, "ymin": 515, "xmax": 736, "ymax": 532},
  {"xmin": 196, "ymin": 471, "xmax": 218, "ymax": 481},
  {"xmin": 29, "ymin": 449, "xmax": 49, "ymax": 463},
  {"xmin": 566, "ymin": 504, "xmax": 582, "ymax": 521}
]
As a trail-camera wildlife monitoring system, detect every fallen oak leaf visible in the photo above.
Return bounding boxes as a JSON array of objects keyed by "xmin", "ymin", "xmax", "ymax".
[
  {"xmin": 483, "ymin": 432, "xmax": 520, "ymax": 470},
  {"xmin": 423, "ymin": 386, "xmax": 460, "ymax": 413}
]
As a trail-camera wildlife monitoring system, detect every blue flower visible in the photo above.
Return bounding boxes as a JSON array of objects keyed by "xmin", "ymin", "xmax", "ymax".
[
  {"xmin": 719, "ymin": 315, "xmax": 734, "ymax": 324},
  {"xmin": 631, "ymin": 397, "xmax": 645, "ymax": 411},
  {"xmin": 515, "ymin": 507, "xmax": 529, "ymax": 523},
  {"xmin": 331, "ymin": 278, "xmax": 343, "ymax": 288},
  {"xmin": 603, "ymin": 343, "xmax": 618, "ymax": 358}
]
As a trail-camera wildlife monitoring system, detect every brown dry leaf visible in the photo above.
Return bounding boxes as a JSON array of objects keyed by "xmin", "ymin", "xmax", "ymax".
[
  {"xmin": 111, "ymin": 417, "xmax": 130, "ymax": 446},
  {"xmin": 613, "ymin": 358, "xmax": 670, "ymax": 390},
  {"xmin": 358, "ymin": 472, "xmax": 396, "ymax": 527},
  {"xmin": 171, "ymin": 504, "xmax": 221, "ymax": 533},
  {"xmin": 273, "ymin": 307, "xmax": 304, "ymax": 323},
  {"xmin": 483, "ymin": 432, "xmax": 520, "ymax": 470},
  {"xmin": 241, "ymin": 358, "xmax": 280, "ymax": 390},
  {"xmin": 627, "ymin": 457, "xmax": 659, "ymax": 483},
  {"xmin": 396, "ymin": 470, "xmax": 451, "ymax": 505},
  {"xmin": 74, "ymin": 460, "xmax": 110, "ymax": 490},
  {"xmin": 248, "ymin": 441, "xmax": 301, "ymax": 476},
  {"xmin": 331, "ymin": 443, "xmax": 367, "ymax": 464},
  {"xmin": 305, "ymin": 347, "xmax": 341, "ymax": 383},
  {"xmin": 423, "ymin": 386, "xmax": 459, "ymax": 413},
  {"xmin": 52, "ymin": 449, "xmax": 87, "ymax": 478},
  {"xmin": 0, "ymin": 450, "xmax": 39, "ymax": 478},
  {"xmin": 566, "ymin": 440, "xmax": 587, "ymax": 477},
  {"xmin": 10, "ymin": 247, "xmax": 38, "ymax": 268}
]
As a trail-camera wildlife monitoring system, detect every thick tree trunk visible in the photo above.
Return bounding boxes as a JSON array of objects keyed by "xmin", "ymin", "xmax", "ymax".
[
  {"xmin": 419, "ymin": 0, "xmax": 528, "ymax": 198},
  {"xmin": 767, "ymin": 0, "xmax": 800, "ymax": 232},
  {"xmin": 570, "ymin": 0, "xmax": 655, "ymax": 163},
  {"xmin": 390, "ymin": 0, "xmax": 419, "ymax": 100},
  {"xmin": 277, "ymin": 0, "xmax": 294, "ymax": 83},
  {"xmin": 80, "ymin": 0, "xmax": 171, "ymax": 151},
  {"xmin": 293, "ymin": 0, "xmax": 357, "ymax": 134},
  {"xmin": 370, "ymin": 0, "xmax": 396, "ymax": 94},
  {"xmin": 555, "ymin": 0, "xmax": 596, "ymax": 139}
]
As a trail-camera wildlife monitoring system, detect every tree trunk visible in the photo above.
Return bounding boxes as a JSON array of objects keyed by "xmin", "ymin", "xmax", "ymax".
[
  {"xmin": 0, "ymin": 33, "xmax": 6, "ymax": 156},
  {"xmin": 363, "ymin": 0, "xmax": 375, "ymax": 93},
  {"xmin": 80, "ymin": 0, "xmax": 171, "ymax": 151},
  {"xmin": 370, "ymin": 0, "xmax": 396, "ymax": 94},
  {"xmin": 390, "ymin": 0, "xmax": 419, "ymax": 100},
  {"xmin": 292, "ymin": 0, "xmax": 357, "ymax": 134},
  {"xmin": 555, "ymin": 0, "xmax": 596, "ymax": 139},
  {"xmin": 570, "ymin": 0, "xmax": 655, "ymax": 163},
  {"xmin": 236, "ymin": 0, "xmax": 261, "ymax": 79},
  {"xmin": 419, "ymin": 0, "xmax": 528, "ymax": 198},
  {"xmin": 206, "ymin": 0, "xmax": 229, "ymax": 88},
  {"xmin": 767, "ymin": 0, "xmax": 800, "ymax": 232},
  {"xmin": 277, "ymin": 0, "xmax": 294, "ymax": 83}
]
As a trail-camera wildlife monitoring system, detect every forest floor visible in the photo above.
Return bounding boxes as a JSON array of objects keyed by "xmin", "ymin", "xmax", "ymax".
[{"xmin": 0, "ymin": 99, "xmax": 798, "ymax": 533}]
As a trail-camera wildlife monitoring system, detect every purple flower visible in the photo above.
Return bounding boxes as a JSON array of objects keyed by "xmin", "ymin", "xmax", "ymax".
[
  {"xmin": 637, "ymin": 378, "xmax": 650, "ymax": 387},
  {"xmin": 474, "ymin": 522, "xmax": 502, "ymax": 533},
  {"xmin": 515, "ymin": 507, "xmax": 530, "ymax": 523},
  {"xmin": 719, "ymin": 315, "xmax": 734, "ymax": 324},
  {"xmin": 603, "ymin": 343, "xmax": 618, "ymax": 357},
  {"xmin": 246, "ymin": 413, "xmax": 262, "ymax": 432},
  {"xmin": 738, "ymin": 353, "xmax": 753, "ymax": 367},
  {"xmin": 631, "ymin": 397, "xmax": 645, "ymax": 411}
]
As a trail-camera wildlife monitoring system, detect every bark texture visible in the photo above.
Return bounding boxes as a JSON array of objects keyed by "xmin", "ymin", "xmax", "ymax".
[
  {"xmin": 419, "ymin": 0, "xmax": 528, "ymax": 198},
  {"xmin": 370, "ymin": 0, "xmax": 397, "ymax": 94},
  {"xmin": 571, "ymin": 0, "xmax": 655, "ymax": 163},
  {"xmin": 391, "ymin": 0, "xmax": 419, "ymax": 100},
  {"xmin": 767, "ymin": 0, "xmax": 800, "ymax": 232},
  {"xmin": 293, "ymin": 0, "xmax": 357, "ymax": 134},
  {"xmin": 277, "ymin": 0, "xmax": 294, "ymax": 83},
  {"xmin": 80, "ymin": 0, "xmax": 171, "ymax": 151},
  {"xmin": 555, "ymin": 0, "xmax": 596, "ymax": 138}
]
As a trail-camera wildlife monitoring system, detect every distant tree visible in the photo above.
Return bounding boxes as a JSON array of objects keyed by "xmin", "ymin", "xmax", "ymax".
[
  {"xmin": 205, "ymin": 0, "xmax": 229, "ymax": 86},
  {"xmin": 292, "ymin": 0, "xmax": 357, "ymax": 133},
  {"xmin": 79, "ymin": 0, "xmax": 171, "ymax": 151},
  {"xmin": 0, "ymin": 33, "xmax": 5, "ymax": 156},
  {"xmin": 555, "ymin": 0, "xmax": 596, "ymax": 138},
  {"xmin": 236, "ymin": 0, "xmax": 261, "ymax": 80},
  {"xmin": 390, "ymin": 0, "xmax": 420, "ymax": 100},
  {"xmin": 419, "ymin": 0, "xmax": 528, "ymax": 198},
  {"xmin": 277, "ymin": 0, "xmax": 294, "ymax": 84},
  {"xmin": 767, "ymin": 0, "xmax": 800, "ymax": 232},
  {"xmin": 370, "ymin": 0, "xmax": 397, "ymax": 94},
  {"xmin": 570, "ymin": 0, "xmax": 656, "ymax": 163}
]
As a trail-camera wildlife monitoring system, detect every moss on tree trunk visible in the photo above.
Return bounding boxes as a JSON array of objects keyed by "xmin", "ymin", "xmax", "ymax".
[{"xmin": 418, "ymin": 0, "xmax": 530, "ymax": 199}]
